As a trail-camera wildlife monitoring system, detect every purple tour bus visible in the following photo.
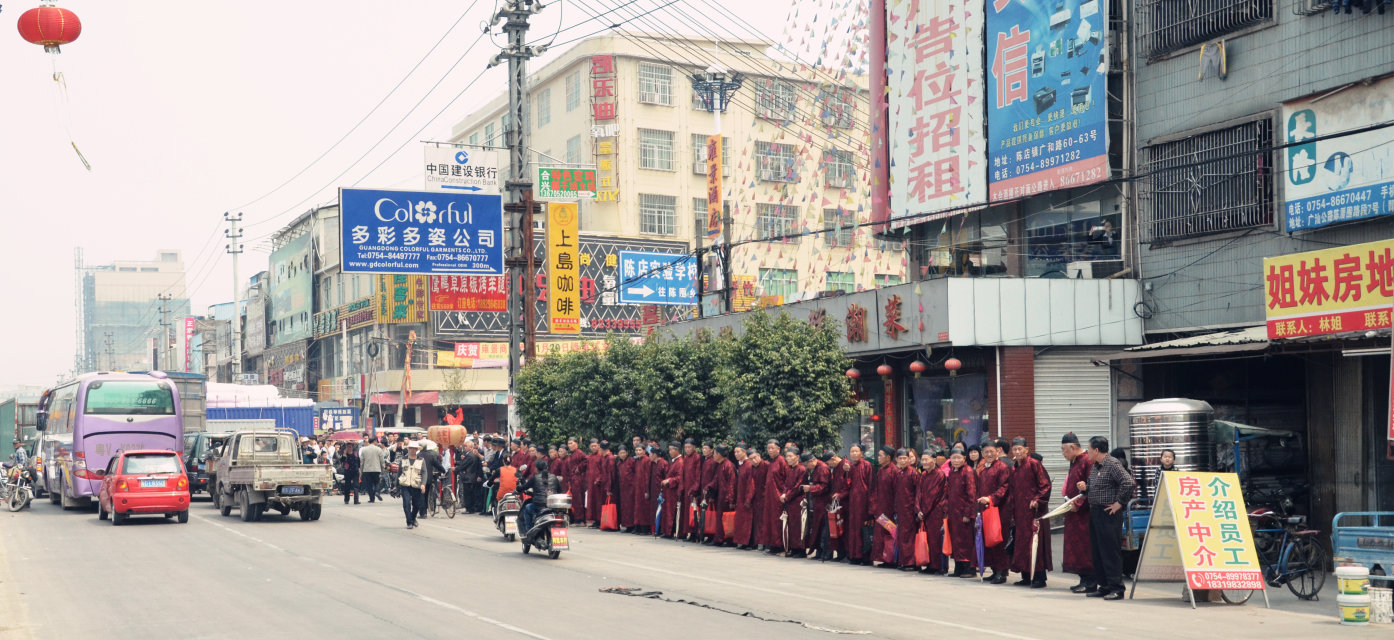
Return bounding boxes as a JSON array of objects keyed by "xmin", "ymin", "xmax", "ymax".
[{"xmin": 36, "ymin": 371, "xmax": 183, "ymax": 509}]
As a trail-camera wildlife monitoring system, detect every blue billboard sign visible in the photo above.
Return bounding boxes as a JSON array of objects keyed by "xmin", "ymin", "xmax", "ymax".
[
  {"xmin": 986, "ymin": 0, "xmax": 1109, "ymax": 200},
  {"xmin": 340, "ymin": 188, "xmax": 505, "ymax": 275},
  {"xmin": 617, "ymin": 250, "xmax": 696, "ymax": 306}
]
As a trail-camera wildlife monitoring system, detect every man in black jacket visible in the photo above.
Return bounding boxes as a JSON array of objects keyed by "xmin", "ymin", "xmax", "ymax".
[
  {"xmin": 455, "ymin": 440, "xmax": 485, "ymax": 514},
  {"xmin": 517, "ymin": 458, "xmax": 562, "ymax": 535}
]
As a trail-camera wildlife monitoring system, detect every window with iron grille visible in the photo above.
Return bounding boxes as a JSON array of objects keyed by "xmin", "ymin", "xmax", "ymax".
[
  {"xmin": 756, "ymin": 203, "xmax": 798, "ymax": 241},
  {"xmin": 640, "ymin": 194, "xmax": 677, "ymax": 235},
  {"xmin": 693, "ymin": 198, "xmax": 708, "ymax": 236},
  {"xmin": 823, "ymin": 149, "xmax": 856, "ymax": 188},
  {"xmin": 756, "ymin": 81, "xmax": 797, "ymax": 121},
  {"xmin": 484, "ymin": 123, "xmax": 497, "ymax": 145},
  {"xmin": 536, "ymin": 87, "xmax": 551, "ymax": 127},
  {"xmin": 825, "ymin": 271, "xmax": 856, "ymax": 294},
  {"xmin": 755, "ymin": 141, "xmax": 799, "ymax": 183},
  {"xmin": 823, "ymin": 208, "xmax": 855, "ymax": 248},
  {"xmin": 690, "ymin": 134, "xmax": 731, "ymax": 176},
  {"xmin": 875, "ymin": 274, "xmax": 903, "ymax": 288},
  {"xmin": 758, "ymin": 268, "xmax": 798, "ymax": 298},
  {"xmin": 566, "ymin": 136, "xmax": 581, "ymax": 165},
  {"xmin": 1142, "ymin": 118, "xmax": 1274, "ymax": 242},
  {"xmin": 1139, "ymin": 0, "xmax": 1273, "ymax": 59},
  {"xmin": 639, "ymin": 129, "xmax": 675, "ymax": 171},
  {"xmin": 821, "ymin": 88, "xmax": 855, "ymax": 128},
  {"xmin": 565, "ymin": 71, "xmax": 581, "ymax": 112},
  {"xmin": 638, "ymin": 63, "xmax": 673, "ymax": 105},
  {"xmin": 469, "ymin": 132, "xmax": 479, "ymax": 147}
]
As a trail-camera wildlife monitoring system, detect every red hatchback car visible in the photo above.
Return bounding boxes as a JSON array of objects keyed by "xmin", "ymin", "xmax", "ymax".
[{"xmin": 96, "ymin": 449, "xmax": 190, "ymax": 525}]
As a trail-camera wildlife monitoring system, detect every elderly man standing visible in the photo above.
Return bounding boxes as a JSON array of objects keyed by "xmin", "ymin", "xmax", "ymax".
[
  {"xmin": 1081, "ymin": 435, "xmax": 1136, "ymax": 600},
  {"xmin": 991, "ymin": 437, "xmax": 1052, "ymax": 588},
  {"xmin": 1061, "ymin": 433, "xmax": 1094, "ymax": 593}
]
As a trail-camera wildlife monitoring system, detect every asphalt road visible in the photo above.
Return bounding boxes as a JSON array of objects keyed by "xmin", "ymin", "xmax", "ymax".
[{"xmin": 0, "ymin": 495, "xmax": 1385, "ymax": 639}]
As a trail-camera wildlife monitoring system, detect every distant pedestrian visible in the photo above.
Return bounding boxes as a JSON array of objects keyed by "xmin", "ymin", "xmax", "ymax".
[
  {"xmin": 359, "ymin": 437, "xmax": 385, "ymax": 503},
  {"xmin": 398, "ymin": 441, "xmax": 426, "ymax": 529},
  {"xmin": 456, "ymin": 440, "xmax": 484, "ymax": 513},
  {"xmin": 1081, "ymin": 436, "xmax": 1136, "ymax": 600},
  {"xmin": 339, "ymin": 443, "xmax": 361, "ymax": 504}
]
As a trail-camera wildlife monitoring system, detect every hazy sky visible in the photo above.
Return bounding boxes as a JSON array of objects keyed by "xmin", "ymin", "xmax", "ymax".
[{"xmin": 0, "ymin": 0, "xmax": 810, "ymax": 387}]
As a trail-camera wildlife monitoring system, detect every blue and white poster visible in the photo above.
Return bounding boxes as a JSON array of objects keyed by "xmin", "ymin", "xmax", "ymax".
[
  {"xmin": 1282, "ymin": 76, "xmax": 1394, "ymax": 232},
  {"xmin": 340, "ymin": 188, "xmax": 505, "ymax": 276},
  {"xmin": 985, "ymin": 0, "xmax": 1109, "ymax": 200},
  {"xmin": 617, "ymin": 250, "xmax": 696, "ymax": 306}
]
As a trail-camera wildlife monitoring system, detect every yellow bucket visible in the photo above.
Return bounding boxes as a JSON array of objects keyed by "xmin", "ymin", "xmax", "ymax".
[
  {"xmin": 1336, "ymin": 565, "xmax": 1370, "ymax": 596},
  {"xmin": 1339, "ymin": 594, "xmax": 1371, "ymax": 625}
]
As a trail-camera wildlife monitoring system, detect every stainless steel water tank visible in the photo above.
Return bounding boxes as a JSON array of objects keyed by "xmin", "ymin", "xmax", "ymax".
[{"xmin": 1128, "ymin": 398, "xmax": 1214, "ymax": 485}]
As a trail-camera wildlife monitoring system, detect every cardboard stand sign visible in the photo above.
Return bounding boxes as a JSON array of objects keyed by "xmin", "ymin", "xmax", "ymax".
[{"xmin": 1130, "ymin": 471, "xmax": 1270, "ymax": 609}]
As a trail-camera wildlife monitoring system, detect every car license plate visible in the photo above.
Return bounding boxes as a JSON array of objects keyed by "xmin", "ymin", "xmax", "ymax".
[
  {"xmin": 281, "ymin": 486, "xmax": 305, "ymax": 495},
  {"xmin": 140, "ymin": 479, "xmax": 164, "ymax": 488},
  {"xmin": 551, "ymin": 526, "xmax": 570, "ymax": 550}
]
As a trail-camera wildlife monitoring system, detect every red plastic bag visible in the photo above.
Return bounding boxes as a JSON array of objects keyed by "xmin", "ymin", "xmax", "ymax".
[
  {"xmin": 942, "ymin": 518, "xmax": 953, "ymax": 556},
  {"xmin": 828, "ymin": 511, "xmax": 842, "ymax": 539},
  {"xmin": 704, "ymin": 507, "xmax": 718, "ymax": 535},
  {"xmin": 722, "ymin": 511, "xmax": 735, "ymax": 535},
  {"xmin": 982, "ymin": 505, "xmax": 1003, "ymax": 547},
  {"xmin": 914, "ymin": 529, "xmax": 930, "ymax": 566},
  {"xmin": 880, "ymin": 534, "xmax": 897, "ymax": 564},
  {"xmin": 600, "ymin": 503, "xmax": 619, "ymax": 531}
]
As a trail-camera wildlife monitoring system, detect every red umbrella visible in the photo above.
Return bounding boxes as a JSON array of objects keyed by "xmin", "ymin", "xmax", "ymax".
[{"xmin": 328, "ymin": 431, "xmax": 365, "ymax": 442}]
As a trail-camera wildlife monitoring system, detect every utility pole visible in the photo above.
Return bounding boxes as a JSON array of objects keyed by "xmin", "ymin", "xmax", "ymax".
[
  {"xmin": 157, "ymin": 294, "xmax": 173, "ymax": 371},
  {"xmin": 224, "ymin": 212, "xmax": 244, "ymax": 377},
  {"xmin": 691, "ymin": 64, "xmax": 743, "ymax": 314},
  {"xmin": 490, "ymin": 0, "xmax": 547, "ymax": 435}
]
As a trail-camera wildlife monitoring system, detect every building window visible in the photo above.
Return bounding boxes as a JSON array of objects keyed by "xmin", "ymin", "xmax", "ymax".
[
  {"xmin": 536, "ymin": 87, "xmax": 551, "ymax": 127},
  {"xmin": 1140, "ymin": 0, "xmax": 1273, "ymax": 59},
  {"xmin": 639, "ymin": 129, "xmax": 675, "ymax": 171},
  {"xmin": 565, "ymin": 136, "xmax": 581, "ymax": 165},
  {"xmin": 565, "ymin": 71, "xmax": 581, "ymax": 112},
  {"xmin": 755, "ymin": 80, "xmax": 797, "ymax": 121},
  {"xmin": 693, "ymin": 198, "xmax": 708, "ymax": 236},
  {"xmin": 691, "ymin": 87, "xmax": 709, "ymax": 110},
  {"xmin": 823, "ymin": 208, "xmax": 855, "ymax": 248},
  {"xmin": 638, "ymin": 63, "xmax": 673, "ymax": 106},
  {"xmin": 640, "ymin": 194, "xmax": 677, "ymax": 235},
  {"xmin": 875, "ymin": 274, "xmax": 903, "ymax": 288},
  {"xmin": 825, "ymin": 271, "xmax": 856, "ymax": 293},
  {"xmin": 690, "ymin": 134, "xmax": 730, "ymax": 176},
  {"xmin": 755, "ymin": 141, "xmax": 798, "ymax": 183},
  {"xmin": 821, "ymin": 86, "xmax": 855, "ymax": 128},
  {"xmin": 1142, "ymin": 118, "xmax": 1274, "ymax": 242},
  {"xmin": 469, "ymin": 132, "xmax": 479, "ymax": 147},
  {"xmin": 484, "ymin": 123, "xmax": 497, "ymax": 145},
  {"xmin": 823, "ymin": 148, "xmax": 856, "ymax": 188},
  {"xmin": 756, "ymin": 203, "xmax": 798, "ymax": 241},
  {"xmin": 758, "ymin": 268, "xmax": 798, "ymax": 298}
]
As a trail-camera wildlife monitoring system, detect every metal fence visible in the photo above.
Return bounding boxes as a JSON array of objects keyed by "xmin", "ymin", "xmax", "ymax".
[
  {"xmin": 1138, "ymin": 0, "xmax": 1273, "ymax": 59},
  {"xmin": 1141, "ymin": 118, "xmax": 1275, "ymax": 242}
]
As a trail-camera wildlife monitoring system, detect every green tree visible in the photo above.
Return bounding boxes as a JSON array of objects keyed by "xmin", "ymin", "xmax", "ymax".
[
  {"xmin": 516, "ymin": 335, "xmax": 645, "ymax": 446},
  {"xmin": 637, "ymin": 329, "xmax": 732, "ymax": 444}
]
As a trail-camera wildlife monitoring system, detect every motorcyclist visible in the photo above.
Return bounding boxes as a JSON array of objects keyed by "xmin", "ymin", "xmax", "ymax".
[
  {"xmin": 516, "ymin": 458, "xmax": 561, "ymax": 535},
  {"xmin": 5, "ymin": 441, "xmax": 28, "ymax": 479}
]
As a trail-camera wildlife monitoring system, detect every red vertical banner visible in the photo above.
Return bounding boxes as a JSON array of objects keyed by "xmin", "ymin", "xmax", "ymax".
[
  {"xmin": 869, "ymin": 0, "xmax": 890, "ymax": 233},
  {"xmin": 884, "ymin": 375, "xmax": 898, "ymax": 449}
]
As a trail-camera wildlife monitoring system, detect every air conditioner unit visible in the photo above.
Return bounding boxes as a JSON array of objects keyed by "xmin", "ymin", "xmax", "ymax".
[{"xmin": 1065, "ymin": 259, "xmax": 1124, "ymax": 279}]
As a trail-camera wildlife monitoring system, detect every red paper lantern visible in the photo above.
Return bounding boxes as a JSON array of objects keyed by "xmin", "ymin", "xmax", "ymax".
[
  {"xmin": 944, "ymin": 357, "xmax": 962, "ymax": 375},
  {"xmin": 909, "ymin": 360, "xmax": 927, "ymax": 375},
  {"xmin": 17, "ymin": 5, "xmax": 82, "ymax": 53},
  {"xmin": 876, "ymin": 364, "xmax": 893, "ymax": 377},
  {"xmin": 845, "ymin": 368, "xmax": 861, "ymax": 380}
]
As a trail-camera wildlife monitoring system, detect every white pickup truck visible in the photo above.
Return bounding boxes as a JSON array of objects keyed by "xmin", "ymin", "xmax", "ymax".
[{"xmin": 211, "ymin": 430, "xmax": 333, "ymax": 522}]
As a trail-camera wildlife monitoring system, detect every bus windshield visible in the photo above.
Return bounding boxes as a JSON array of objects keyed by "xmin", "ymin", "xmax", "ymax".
[{"xmin": 84, "ymin": 381, "xmax": 176, "ymax": 416}]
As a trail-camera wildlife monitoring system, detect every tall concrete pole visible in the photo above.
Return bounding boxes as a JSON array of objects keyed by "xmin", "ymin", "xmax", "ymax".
[{"xmin": 225, "ymin": 212, "xmax": 244, "ymax": 378}]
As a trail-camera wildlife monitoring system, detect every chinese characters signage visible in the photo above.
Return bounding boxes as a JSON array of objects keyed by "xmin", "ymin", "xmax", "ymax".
[
  {"xmin": 731, "ymin": 275, "xmax": 758, "ymax": 312},
  {"xmin": 537, "ymin": 167, "xmax": 597, "ymax": 199},
  {"xmin": 1149, "ymin": 472, "xmax": 1265, "ymax": 592},
  {"xmin": 183, "ymin": 317, "xmax": 195, "ymax": 372},
  {"xmin": 706, "ymin": 134, "xmax": 723, "ymax": 237},
  {"xmin": 887, "ymin": 0, "xmax": 986, "ymax": 228},
  {"xmin": 591, "ymin": 55, "xmax": 621, "ymax": 203},
  {"xmin": 312, "ymin": 296, "xmax": 374, "ymax": 339},
  {"xmin": 985, "ymin": 0, "xmax": 1109, "ymax": 200},
  {"xmin": 548, "ymin": 203, "xmax": 582, "ymax": 334},
  {"xmin": 339, "ymin": 188, "xmax": 505, "ymax": 276},
  {"xmin": 429, "ymin": 276, "xmax": 506, "ymax": 312},
  {"xmin": 375, "ymin": 275, "xmax": 428, "ymax": 325},
  {"xmin": 1281, "ymin": 76, "xmax": 1394, "ymax": 231},
  {"xmin": 1263, "ymin": 238, "xmax": 1394, "ymax": 339},
  {"xmin": 617, "ymin": 250, "xmax": 697, "ymax": 306},
  {"xmin": 424, "ymin": 146, "xmax": 500, "ymax": 193}
]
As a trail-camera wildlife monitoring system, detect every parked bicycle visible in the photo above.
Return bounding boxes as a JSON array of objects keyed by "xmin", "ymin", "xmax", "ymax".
[
  {"xmin": 1221, "ymin": 496, "xmax": 1327, "ymax": 603},
  {"xmin": 425, "ymin": 473, "xmax": 457, "ymax": 519}
]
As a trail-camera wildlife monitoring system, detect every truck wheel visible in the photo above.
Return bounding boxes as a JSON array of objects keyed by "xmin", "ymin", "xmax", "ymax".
[
  {"xmin": 308, "ymin": 504, "xmax": 321, "ymax": 521},
  {"xmin": 219, "ymin": 490, "xmax": 233, "ymax": 517},
  {"xmin": 299, "ymin": 506, "xmax": 313, "ymax": 521},
  {"xmin": 252, "ymin": 504, "xmax": 266, "ymax": 521},
  {"xmin": 238, "ymin": 491, "xmax": 253, "ymax": 522},
  {"xmin": 210, "ymin": 488, "xmax": 221, "ymax": 510}
]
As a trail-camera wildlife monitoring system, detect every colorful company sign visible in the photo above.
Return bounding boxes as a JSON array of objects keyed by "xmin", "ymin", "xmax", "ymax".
[
  {"xmin": 547, "ymin": 203, "xmax": 581, "ymax": 334},
  {"xmin": 537, "ymin": 167, "xmax": 597, "ymax": 199},
  {"xmin": 886, "ymin": 0, "xmax": 987, "ymax": 228},
  {"xmin": 339, "ymin": 188, "xmax": 505, "ymax": 276},
  {"xmin": 1153, "ymin": 472, "xmax": 1265, "ymax": 591},
  {"xmin": 374, "ymin": 275, "xmax": 429, "ymax": 325},
  {"xmin": 590, "ymin": 54, "xmax": 620, "ymax": 204},
  {"xmin": 424, "ymin": 145, "xmax": 500, "ymax": 193},
  {"xmin": 985, "ymin": 0, "xmax": 1109, "ymax": 200},
  {"xmin": 1263, "ymin": 238, "xmax": 1394, "ymax": 339},
  {"xmin": 1281, "ymin": 76, "xmax": 1394, "ymax": 232},
  {"xmin": 182, "ymin": 317, "xmax": 195, "ymax": 372},
  {"xmin": 706, "ymin": 134, "xmax": 723, "ymax": 237},
  {"xmin": 429, "ymin": 275, "xmax": 506, "ymax": 312}
]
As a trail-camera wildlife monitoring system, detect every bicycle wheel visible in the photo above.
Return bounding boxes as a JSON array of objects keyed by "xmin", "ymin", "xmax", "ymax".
[
  {"xmin": 444, "ymin": 489, "xmax": 457, "ymax": 519},
  {"xmin": 1219, "ymin": 589, "xmax": 1253, "ymax": 604},
  {"xmin": 1285, "ymin": 537, "xmax": 1327, "ymax": 600},
  {"xmin": 426, "ymin": 489, "xmax": 438, "ymax": 518}
]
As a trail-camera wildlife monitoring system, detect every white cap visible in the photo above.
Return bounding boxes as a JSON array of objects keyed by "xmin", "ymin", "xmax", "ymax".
[{"xmin": 407, "ymin": 441, "xmax": 421, "ymax": 449}]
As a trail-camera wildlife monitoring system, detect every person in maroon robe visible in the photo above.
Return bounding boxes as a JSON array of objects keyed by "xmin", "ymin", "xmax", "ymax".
[
  {"xmin": 892, "ymin": 449, "xmax": 920, "ymax": 570},
  {"xmin": 991, "ymin": 437, "xmax": 1053, "ymax": 587},
  {"xmin": 659, "ymin": 443, "xmax": 683, "ymax": 538},
  {"xmin": 917, "ymin": 449, "xmax": 948, "ymax": 573},
  {"xmin": 698, "ymin": 442, "xmax": 719, "ymax": 543},
  {"xmin": 565, "ymin": 439, "xmax": 588, "ymax": 522},
  {"xmin": 975, "ymin": 439, "xmax": 1013, "ymax": 583},
  {"xmin": 732, "ymin": 445, "xmax": 759, "ymax": 548},
  {"xmin": 749, "ymin": 447, "xmax": 769, "ymax": 549},
  {"xmin": 871, "ymin": 446, "xmax": 900, "ymax": 567},
  {"xmin": 679, "ymin": 439, "xmax": 703, "ymax": 542},
  {"xmin": 583, "ymin": 440, "xmax": 605, "ymax": 527},
  {"xmin": 1060, "ymin": 433, "xmax": 1094, "ymax": 592},
  {"xmin": 760, "ymin": 440, "xmax": 789, "ymax": 553},
  {"xmin": 798, "ymin": 451, "xmax": 833, "ymax": 559},
  {"xmin": 616, "ymin": 446, "xmax": 637, "ymax": 532},
  {"xmin": 632, "ymin": 446, "xmax": 653, "ymax": 534},
  {"xmin": 510, "ymin": 439, "xmax": 532, "ymax": 470},
  {"xmin": 776, "ymin": 447, "xmax": 808, "ymax": 556},
  {"xmin": 844, "ymin": 444, "xmax": 874, "ymax": 565},
  {"xmin": 945, "ymin": 446, "xmax": 979, "ymax": 577},
  {"xmin": 641, "ymin": 446, "xmax": 663, "ymax": 534},
  {"xmin": 827, "ymin": 449, "xmax": 851, "ymax": 562},
  {"xmin": 707, "ymin": 445, "xmax": 737, "ymax": 546}
]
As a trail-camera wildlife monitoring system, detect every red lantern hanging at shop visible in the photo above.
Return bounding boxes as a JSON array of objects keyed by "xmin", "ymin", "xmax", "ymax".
[
  {"xmin": 17, "ymin": 4, "xmax": 82, "ymax": 54},
  {"xmin": 944, "ymin": 357, "xmax": 962, "ymax": 376},
  {"xmin": 909, "ymin": 360, "xmax": 927, "ymax": 377},
  {"xmin": 846, "ymin": 368, "xmax": 861, "ymax": 380},
  {"xmin": 876, "ymin": 364, "xmax": 893, "ymax": 377}
]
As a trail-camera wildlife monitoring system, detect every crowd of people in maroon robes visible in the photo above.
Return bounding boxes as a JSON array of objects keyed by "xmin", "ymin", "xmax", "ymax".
[{"xmin": 488, "ymin": 430, "xmax": 1128, "ymax": 594}]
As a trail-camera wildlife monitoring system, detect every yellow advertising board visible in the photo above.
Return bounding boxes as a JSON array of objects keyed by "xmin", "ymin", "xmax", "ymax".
[
  {"xmin": 731, "ymin": 275, "xmax": 758, "ymax": 312},
  {"xmin": 374, "ymin": 275, "xmax": 429, "ymax": 324},
  {"xmin": 705, "ymin": 134, "xmax": 722, "ymax": 238},
  {"xmin": 1263, "ymin": 238, "xmax": 1394, "ymax": 339},
  {"xmin": 1134, "ymin": 471, "xmax": 1266, "ymax": 606},
  {"xmin": 547, "ymin": 203, "xmax": 581, "ymax": 334}
]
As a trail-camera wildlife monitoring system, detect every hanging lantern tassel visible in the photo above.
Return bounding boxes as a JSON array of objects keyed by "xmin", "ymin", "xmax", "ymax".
[{"xmin": 19, "ymin": 4, "xmax": 91, "ymax": 171}]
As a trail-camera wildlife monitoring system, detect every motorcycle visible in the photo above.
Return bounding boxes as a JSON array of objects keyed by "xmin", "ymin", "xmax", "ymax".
[
  {"xmin": 494, "ymin": 490, "xmax": 523, "ymax": 542},
  {"xmin": 2, "ymin": 463, "xmax": 35, "ymax": 512},
  {"xmin": 520, "ymin": 493, "xmax": 571, "ymax": 560}
]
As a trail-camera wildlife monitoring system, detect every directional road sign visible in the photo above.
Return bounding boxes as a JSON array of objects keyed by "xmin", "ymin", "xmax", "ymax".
[
  {"xmin": 425, "ymin": 146, "xmax": 500, "ymax": 193},
  {"xmin": 617, "ymin": 250, "xmax": 696, "ymax": 306}
]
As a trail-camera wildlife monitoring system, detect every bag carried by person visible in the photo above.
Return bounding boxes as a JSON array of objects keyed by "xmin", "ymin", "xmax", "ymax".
[
  {"xmin": 861, "ymin": 523, "xmax": 875, "ymax": 558},
  {"xmin": 703, "ymin": 507, "xmax": 718, "ymax": 535},
  {"xmin": 600, "ymin": 501, "xmax": 619, "ymax": 531},
  {"xmin": 721, "ymin": 511, "xmax": 735, "ymax": 534},
  {"xmin": 880, "ymin": 534, "xmax": 897, "ymax": 565},
  {"xmin": 942, "ymin": 518, "xmax": 953, "ymax": 556},
  {"xmin": 981, "ymin": 505, "xmax": 1003, "ymax": 547},
  {"xmin": 914, "ymin": 529, "xmax": 931, "ymax": 566},
  {"xmin": 827, "ymin": 511, "xmax": 843, "ymax": 539}
]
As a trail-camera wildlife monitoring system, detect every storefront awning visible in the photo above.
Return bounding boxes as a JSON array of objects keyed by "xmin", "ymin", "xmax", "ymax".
[
  {"xmin": 370, "ymin": 391, "xmax": 440, "ymax": 405},
  {"xmin": 1104, "ymin": 326, "xmax": 1269, "ymax": 361}
]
